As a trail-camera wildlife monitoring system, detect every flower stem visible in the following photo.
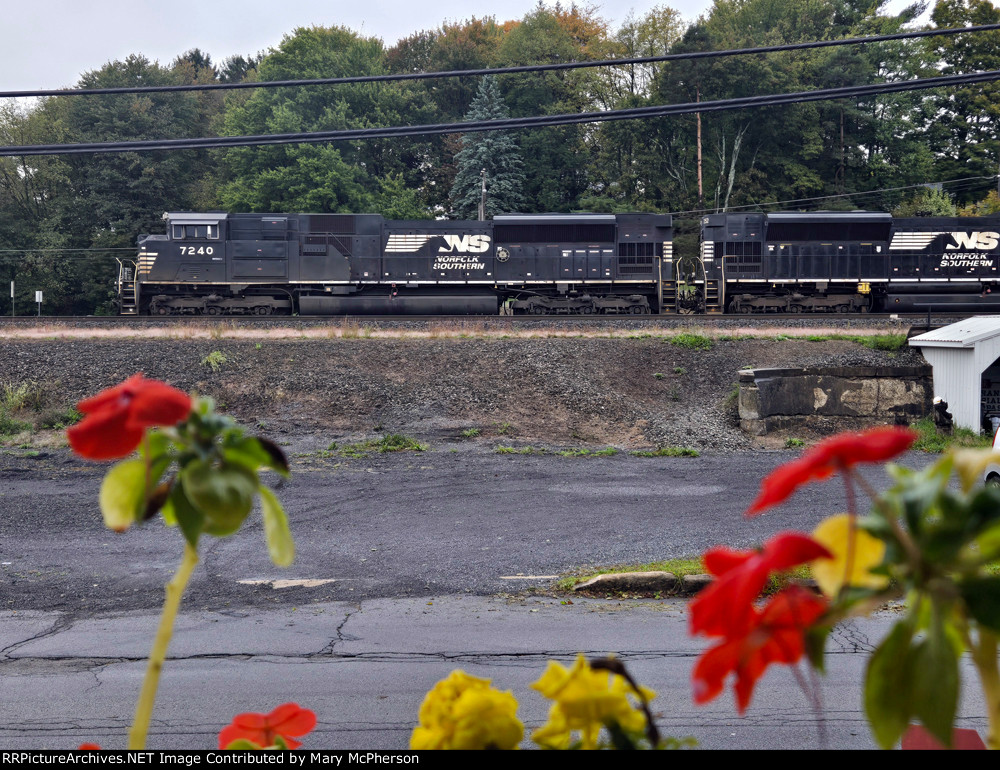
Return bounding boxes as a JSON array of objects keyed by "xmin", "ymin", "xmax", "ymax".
[
  {"xmin": 128, "ymin": 542, "xmax": 199, "ymax": 750},
  {"xmin": 972, "ymin": 628, "xmax": 1000, "ymax": 750}
]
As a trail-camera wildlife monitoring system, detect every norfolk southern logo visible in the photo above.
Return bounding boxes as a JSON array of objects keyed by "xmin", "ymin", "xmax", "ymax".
[
  {"xmin": 946, "ymin": 232, "xmax": 1000, "ymax": 250},
  {"xmin": 439, "ymin": 234, "xmax": 491, "ymax": 253},
  {"xmin": 433, "ymin": 234, "xmax": 490, "ymax": 271},
  {"xmin": 941, "ymin": 231, "xmax": 999, "ymax": 268}
]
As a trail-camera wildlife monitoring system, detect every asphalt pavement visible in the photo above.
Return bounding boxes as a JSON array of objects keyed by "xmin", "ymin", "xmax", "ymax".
[
  {"xmin": 3, "ymin": 594, "xmax": 989, "ymax": 750},
  {"xmin": 0, "ymin": 446, "xmax": 977, "ymax": 750}
]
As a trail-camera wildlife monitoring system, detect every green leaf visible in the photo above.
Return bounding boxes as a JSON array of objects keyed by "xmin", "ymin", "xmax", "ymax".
[
  {"xmin": 864, "ymin": 621, "xmax": 915, "ymax": 749},
  {"xmin": 253, "ymin": 437, "xmax": 290, "ymax": 477},
  {"xmin": 99, "ymin": 459, "xmax": 149, "ymax": 532},
  {"xmin": 137, "ymin": 430, "xmax": 172, "ymax": 462},
  {"xmin": 260, "ymin": 486, "xmax": 295, "ymax": 567},
  {"xmin": 222, "ymin": 444, "xmax": 270, "ymax": 473},
  {"xmin": 910, "ymin": 611, "xmax": 960, "ymax": 747},
  {"xmin": 961, "ymin": 577, "xmax": 1000, "ymax": 632},
  {"xmin": 974, "ymin": 522, "xmax": 1000, "ymax": 562},
  {"xmin": 805, "ymin": 624, "xmax": 832, "ymax": 673},
  {"xmin": 181, "ymin": 460, "xmax": 256, "ymax": 537},
  {"xmin": 222, "ymin": 738, "xmax": 263, "ymax": 750},
  {"xmin": 163, "ymin": 484, "xmax": 204, "ymax": 548},
  {"xmin": 965, "ymin": 486, "xmax": 1000, "ymax": 536}
]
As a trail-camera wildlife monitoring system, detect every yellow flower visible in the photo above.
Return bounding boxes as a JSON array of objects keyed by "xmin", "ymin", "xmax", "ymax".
[
  {"xmin": 410, "ymin": 670, "xmax": 523, "ymax": 750},
  {"xmin": 530, "ymin": 655, "xmax": 654, "ymax": 750},
  {"xmin": 811, "ymin": 513, "xmax": 888, "ymax": 598}
]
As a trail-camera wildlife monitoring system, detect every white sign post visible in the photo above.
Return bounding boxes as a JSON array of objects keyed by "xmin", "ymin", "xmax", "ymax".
[
  {"xmin": 9, "ymin": 281, "xmax": 13, "ymax": 317},
  {"xmin": 35, "ymin": 290, "xmax": 42, "ymax": 317}
]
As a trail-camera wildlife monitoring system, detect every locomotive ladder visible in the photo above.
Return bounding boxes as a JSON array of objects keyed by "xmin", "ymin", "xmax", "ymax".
[
  {"xmin": 658, "ymin": 279, "xmax": 677, "ymax": 312},
  {"xmin": 116, "ymin": 258, "xmax": 138, "ymax": 315},
  {"xmin": 704, "ymin": 280, "xmax": 722, "ymax": 313}
]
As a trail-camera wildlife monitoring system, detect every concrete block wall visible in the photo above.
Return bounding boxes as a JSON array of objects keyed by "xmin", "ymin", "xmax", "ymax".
[{"xmin": 738, "ymin": 365, "xmax": 933, "ymax": 435}]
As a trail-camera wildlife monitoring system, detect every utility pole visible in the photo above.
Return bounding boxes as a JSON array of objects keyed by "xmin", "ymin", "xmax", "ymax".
[
  {"xmin": 696, "ymin": 86, "xmax": 703, "ymax": 208},
  {"xmin": 478, "ymin": 169, "xmax": 487, "ymax": 221}
]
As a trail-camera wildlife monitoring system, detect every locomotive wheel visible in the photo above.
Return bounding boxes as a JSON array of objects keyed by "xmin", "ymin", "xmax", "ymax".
[
  {"xmin": 837, "ymin": 305, "xmax": 849, "ymax": 313},
  {"xmin": 581, "ymin": 306, "xmax": 593, "ymax": 315},
  {"xmin": 206, "ymin": 306, "xmax": 220, "ymax": 316},
  {"xmin": 156, "ymin": 306, "xmax": 168, "ymax": 315},
  {"xmin": 255, "ymin": 305, "xmax": 270, "ymax": 315},
  {"xmin": 631, "ymin": 306, "xmax": 644, "ymax": 314},
  {"xmin": 532, "ymin": 306, "xmax": 546, "ymax": 315},
  {"xmin": 739, "ymin": 306, "xmax": 750, "ymax": 314},
  {"xmin": 790, "ymin": 305, "xmax": 802, "ymax": 314}
]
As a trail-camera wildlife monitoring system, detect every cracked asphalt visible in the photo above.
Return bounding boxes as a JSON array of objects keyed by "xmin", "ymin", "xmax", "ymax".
[
  {"xmin": 0, "ymin": 596, "xmax": 990, "ymax": 750},
  {"xmin": 2, "ymin": 445, "xmax": 986, "ymax": 750},
  {"xmin": 2, "ymin": 445, "xmax": 882, "ymax": 614}
]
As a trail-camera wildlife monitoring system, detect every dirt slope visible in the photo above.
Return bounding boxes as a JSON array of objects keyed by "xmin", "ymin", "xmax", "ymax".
[{"xmin": 0, "ymin": 332, "xmax": 925, "ymax": 451}]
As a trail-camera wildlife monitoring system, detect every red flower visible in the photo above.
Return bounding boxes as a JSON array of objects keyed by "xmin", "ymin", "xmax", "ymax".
[
  {"xmin": 746, "ymin": 426, "xmax": 917, "ymax": 516},
  {"xmin": 218, "ymin": 703, "xmax": 317, "ymax": 749},
  {"xmin": 692, "ymin": 585, "xmax": 827, "ymax": 713},
  {"xmin": 67, "ymin": 374, "xmax": 191, "ymax": 460},
  {"xmin": 690, "ymin": 532, "xmax": 830, "ymax": 638}
]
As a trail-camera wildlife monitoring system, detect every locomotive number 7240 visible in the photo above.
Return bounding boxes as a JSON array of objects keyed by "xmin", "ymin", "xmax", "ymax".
[{"xmin": 179, "ymin": 246, "xmax": 214, "ymax": 256}]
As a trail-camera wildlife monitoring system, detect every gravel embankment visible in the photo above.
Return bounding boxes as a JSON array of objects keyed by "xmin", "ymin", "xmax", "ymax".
[{"xmin": 0, "ymin": 332, "xmax": 926, "ymax": 451}]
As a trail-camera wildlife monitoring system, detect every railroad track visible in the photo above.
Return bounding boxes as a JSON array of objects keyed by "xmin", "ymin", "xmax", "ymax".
[{"xmin": 0, "ymin": 312, "xmax": 975, "ymax": 330}]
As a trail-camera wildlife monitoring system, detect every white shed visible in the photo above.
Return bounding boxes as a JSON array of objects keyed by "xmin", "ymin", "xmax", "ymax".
[{"xmin": 908, "ymin": 316, "xmax": 1000, "ymax": 432}]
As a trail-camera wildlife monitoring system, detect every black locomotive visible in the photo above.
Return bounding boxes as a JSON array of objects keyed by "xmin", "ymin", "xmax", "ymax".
[
  {"xmin": 121, "ymin": 212, "xmax": 671, "ymax": 316},
  {"xmin": 700, "ymin": 211, "xmax": 1000, "ymax": 314},
  {"xmin": 119, "ymin": 209, "xmax": 1000, "ymax": 315}
]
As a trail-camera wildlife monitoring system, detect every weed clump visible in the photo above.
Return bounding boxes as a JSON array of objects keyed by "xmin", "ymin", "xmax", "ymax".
[
  {"xmin": 201, "ymin": 350, "xmax": 228, "ymax": 372},
  {"xmin": 667, "ymin": 333, "xmax": 713, "ymax": 351},
  {"xmin": 327, "ymin": 434, "xmax": 428, "ymax": 457},
  {"xmin": 910, "ymin": 418, "xmax": 990, "ymax": 453},
  {"xmin": 632, "ymin": 446, "xmax": 700, "ymax": 458}
]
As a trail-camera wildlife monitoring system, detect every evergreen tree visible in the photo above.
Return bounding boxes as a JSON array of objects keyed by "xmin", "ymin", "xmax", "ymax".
[{"xmin": 449, "ymin": 76, "xmax": 526, "ymax": 219}]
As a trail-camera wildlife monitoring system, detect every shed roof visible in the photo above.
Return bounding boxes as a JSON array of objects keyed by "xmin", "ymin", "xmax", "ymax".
[{"xmin": 908, "ymin": 316, "xmax": 1000, "ymax": 348}]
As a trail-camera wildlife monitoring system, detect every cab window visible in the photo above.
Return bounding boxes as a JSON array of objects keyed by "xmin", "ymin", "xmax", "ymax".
[{"xmin": 173, "ymin": 224, "xmax": 219, "ymax": 240}]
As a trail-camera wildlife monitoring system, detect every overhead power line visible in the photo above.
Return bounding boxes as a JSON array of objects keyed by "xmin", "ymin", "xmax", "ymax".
[
  {"xmin": 0, "ymin": 176, "xmax": 991, "ymax": 246},
  {"xmin": 3, "ymin": 68, "xmax": 999, "ymax": 157},
  {"xmin": 2, "ymin": 23, "xmax": 999, "ymax": 99},
  {"xmin": 0, "ymin": 247, "xmax": 133, "ymax": 254},
  {"xmin": 669, "ymin": 175, "xmax": 1000, "ymax": 215}
]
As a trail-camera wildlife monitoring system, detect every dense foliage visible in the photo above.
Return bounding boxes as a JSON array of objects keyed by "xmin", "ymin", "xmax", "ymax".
[{"xmin": 1, "ymin": 0, "xmax": 998, "ymax": 313}]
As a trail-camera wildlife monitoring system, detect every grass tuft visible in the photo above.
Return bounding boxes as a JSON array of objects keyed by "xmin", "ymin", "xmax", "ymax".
[
  {"xmin": 555, "ymin": 447, "xmax": 618, "ymax": 458},
  {"xmin": 910, "ymin": 418, "xmax": 991, "ymax": 453},
  {"xmin": 667, "ymin": 333, "xmax": 713, "ymax": 351},
  {"xmin": 200, "ymin": 350, "xmax": 228, "ymax": 372},
  {"xmin": 632, "ymin": 446, "xmax": 700, "ymax": 458},
  {"xmin": 495, "ymin": 445, "xmax": 544, "ymax": 455}
]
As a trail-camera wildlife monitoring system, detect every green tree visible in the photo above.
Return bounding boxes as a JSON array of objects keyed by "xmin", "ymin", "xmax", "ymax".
[
  {"xmin": 927, "ymin": 0, "xmax": 1000, "ymax": 204},
  {"xmin": 220, "ymin": 26, "xmax": 431, "ymax": 217},
  {"xmin": 958, "ymin": 190, "xmax": 1000, "ymax": 216},
  {"xmin": 388, "ymin": 18, "xmax": 507, "ymax": 212},
  {"xmin": 892, "ymin": 187, "xmax": 958, "ymax": 216},
  {"xmin": 649, "ymin": 0, "xmax": 936, "ymax": 215},
  {"xmin": 585, "ymin": 5, "xmax": 686, "ymax": 212},
  {"xmin": 449, "ymin": 76, "xmax": 526, "ymax": 218},
  {"xmin": 497, "ymin": 4, "xmax": 610, "ymax": 212},
  {"xmin": 29, "ymin": 55, "xmax": 209, "ymax": 313},
  {"xmin": 218, "ymin": 53, "xmax": 263, "ymax": 84}
]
